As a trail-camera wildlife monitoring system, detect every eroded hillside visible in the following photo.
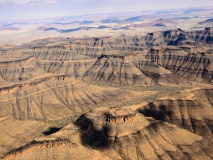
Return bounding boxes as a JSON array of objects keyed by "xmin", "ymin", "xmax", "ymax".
[{"xmin": 0, "ymin": 28, "xmax": 213, "ymax": 160}]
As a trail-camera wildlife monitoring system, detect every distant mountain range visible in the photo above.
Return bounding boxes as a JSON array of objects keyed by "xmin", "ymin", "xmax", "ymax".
[
  {"xmin": 198, "ymin": 18, "xmax": 213, "ymax": 25},
  {"xmin": 37, "ymin": 25, "xmax": 131, "ymax": 33},
  {"xmin": 0, "ymin": 26, "xmax": 19, "ymax": 30},
  {"xmin": 128, "ymin": 18, "xmax": 174, "ymax": 28}
]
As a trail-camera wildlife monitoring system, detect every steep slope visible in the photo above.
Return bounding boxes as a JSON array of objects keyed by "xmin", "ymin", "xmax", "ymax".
[
  {"xmin": 146, "ymin": 47, "xmax": 213, "ymax": 84},
  {"xmin": 83, "ymin": 54, "xmax": 153, "ymax": 85},
  {"xmin": 0, "ymin": 77, "xmax": 152, "ymax": 121},
  {"xmin": 138, "ymin": 88, "xmax": 213, "ymax": 138},
  {"xmin": 0, "ymin": 53, "xmax": 48, "ymax": 86},
  {"xmin": 83, "ymin": 53, "xmax": 202, "ymax": 86},
  {"xmin": 0, "ymin": 117, "xmax": 49, "ymax": 157}
]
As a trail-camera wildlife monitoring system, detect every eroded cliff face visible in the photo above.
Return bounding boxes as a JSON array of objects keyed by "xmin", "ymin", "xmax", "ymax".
[
  {"xmin": 71, "ymin": 28, "xmax": 213, "ymax": 85},
  {"xmin": 82, "ymin": 55, "xmax": 153, "ymax": 86},
  {"xmin": 0, "ymin": 56, "xmax": 42, "ymax": 85},
  {"xmin": 146, "ymin": 47, "xmax": 213, "ymax": 84},
  {"xmin": 7, "ymin": 28, "xmax": 211, "ymax": 86},
  {"xmin": 0, "ymin": 28, "xmax": 212, "ymax": 123}
]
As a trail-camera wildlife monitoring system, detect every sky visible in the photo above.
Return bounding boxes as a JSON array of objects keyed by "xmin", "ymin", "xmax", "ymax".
[{"xmin": 0, "ymin": 0, "xmax": 213, "ymax": 20}]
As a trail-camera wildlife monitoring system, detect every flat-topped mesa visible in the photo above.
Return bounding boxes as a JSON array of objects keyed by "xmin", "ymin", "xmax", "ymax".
[
  {"xmin": 105, "ymin": 113, "xmax": 137, "ymax": 123},
  {"xmin": 32, "ymin": 45, "xmax": 65, "ymax": 50},
  {"xmin": 149, "ymin": 46, "xmax": 183, "ymax": 54},
  {"xmin": 106, "ymin": 115, "xmax": 137, "ymax": 123},
  {"xmin": 99, "ymin": 53, "xmax": 139, "ymax": 60},
  {"xmin": 100, "ymin": 54, "xmax": 125, "ymax": 60}
]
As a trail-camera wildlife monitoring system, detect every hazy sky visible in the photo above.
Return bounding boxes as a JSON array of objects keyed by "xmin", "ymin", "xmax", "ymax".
[{"xmin": 0, "ymin": 0, "xmax": 213, "ymax": 20}]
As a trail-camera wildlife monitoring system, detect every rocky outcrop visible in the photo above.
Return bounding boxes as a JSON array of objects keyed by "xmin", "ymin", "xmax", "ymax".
[
  {"xmin": 105, "ymin": 113, "xmax": 137, "ymax": 123},
  {"xmin": 14, "ymin": 28, "xmax": 213, "ymax": 85},
  {"xmin": 2, "ymin": 138, "xmax": 71, "ymax": 160}
]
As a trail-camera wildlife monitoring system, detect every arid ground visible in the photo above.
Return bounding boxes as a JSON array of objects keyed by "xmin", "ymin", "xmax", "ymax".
[{"xmin": 0, "ymin": 7, "xmax": 213, "ymax": 160}]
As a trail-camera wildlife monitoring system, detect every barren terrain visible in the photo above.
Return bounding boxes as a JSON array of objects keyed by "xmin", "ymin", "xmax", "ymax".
[{"xmin": 0, "ymin": 7, "xmax": 213, "ymax": 160}]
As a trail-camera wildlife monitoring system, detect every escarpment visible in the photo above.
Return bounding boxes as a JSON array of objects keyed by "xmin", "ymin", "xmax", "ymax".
[
  {"xmin": 1, "ymin": 138, "xmax": 72, "ymax": 160},
  {"xmin": 146, "ymin": 47, "xmax": 213, "ymax": 83},
  {"xmin": 82, "ymin": 55, "xmax": 153, "ymax": 85},
  {"xmin": 0, "ymin": 56, "xmax": 34, "ymax": 66},
  {"xmin": 105, "ymin": 113, "xmax": 137, "ymax": 123},
  {"xmin": 15, "ymin": 28, "xmax": 213, "ymax": 85},
  {"xmin": 36, "ymin": 60, "xmax": 95, "ymax": 79}
]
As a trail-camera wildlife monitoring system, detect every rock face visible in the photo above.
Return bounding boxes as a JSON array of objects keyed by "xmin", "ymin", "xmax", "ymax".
[
  {"xmin": 146, "ymin": 47, "xmax": 213, "ymax": 83},
  {"xmin": 82, "ymin": 55, "xmax": 153, "ymax": 85},
  {"xmin": 11, "ymin": 28, "xmax": 212, "ymax": 85}
]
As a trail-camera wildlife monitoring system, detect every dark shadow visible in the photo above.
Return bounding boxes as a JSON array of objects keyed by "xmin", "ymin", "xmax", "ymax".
[
  {"xmin": 159, "ymin": 104, "xmax": 171, "ymax": 117},
  {"xmin": 138, "ymin": 102, "xmax": 170, "ymax": 122},
  {"xmin": 74, "ymin": 114, "xmax": 110, "ymax": 150},
  {"xmin": 43, "ymin": 127, "xmax": 62, "ymax": 135},
  {"xmin": 141, "ymin": 71, "xmax": 160, "ymax": 84}
]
